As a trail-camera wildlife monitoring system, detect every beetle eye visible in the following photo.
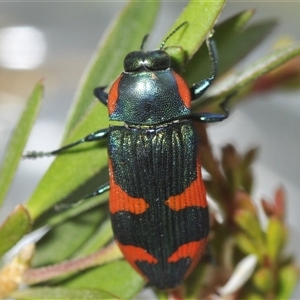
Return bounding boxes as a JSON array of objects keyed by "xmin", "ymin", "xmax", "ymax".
[
  {"xmin": 124, "ymin": 51, "xmax": 143, "ymax": 72},
  {"xmin": 146, "ymin": 50, "xmax": 170, "ymax": 70},
  {"xmin": 124, "ymin": 50, "xmax": 171, "ymax": 72}
]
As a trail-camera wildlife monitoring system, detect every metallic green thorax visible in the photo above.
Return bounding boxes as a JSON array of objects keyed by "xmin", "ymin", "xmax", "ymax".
[{"xmin": 109, "ymin": 71, "xmax": 190, "ymax": 125}]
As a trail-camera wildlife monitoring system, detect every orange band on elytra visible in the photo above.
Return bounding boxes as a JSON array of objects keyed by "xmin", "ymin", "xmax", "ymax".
[
  {"xmin": 164, "ymin": 156, "xmax": 207, "ymax": 211},
  {"xmin": 109, "ymin": 159, "xmax": 149, "ymax": 214}
]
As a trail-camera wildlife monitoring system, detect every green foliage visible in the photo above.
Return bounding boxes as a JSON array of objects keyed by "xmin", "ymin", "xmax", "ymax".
[
  {"xmin": 0, "ymin": 1, "xmax": 299, "ymax": 299},
  {"xmin": 0, "ymin": 82, "xmax": 43, "ymax": 206},
  {"xmin": 11, "ymin": 287, "xmax": 120, "ymax": 300},
  {"xmin": 0, "ymin": 206, "xmax": 31, "ymax": 257}
]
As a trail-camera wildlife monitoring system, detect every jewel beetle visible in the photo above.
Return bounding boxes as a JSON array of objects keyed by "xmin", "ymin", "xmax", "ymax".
[{"xmin": 26, "ymin": 23, "xmax": 230, "ymax": 290}]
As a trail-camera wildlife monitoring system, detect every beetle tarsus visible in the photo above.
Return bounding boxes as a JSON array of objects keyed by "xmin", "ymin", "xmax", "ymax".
[
  {"xmin": 84, "ymin": 182, "xmax": 110, "ymax": 199},
  {"xmin": 23, "ymin": 128, "xmax": 110, "ymax": 159}
]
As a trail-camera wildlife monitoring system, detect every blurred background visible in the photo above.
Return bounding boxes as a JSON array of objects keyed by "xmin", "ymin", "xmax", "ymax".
[{"xmin": 0, "ymin": 1, "xmax": 299, "ymax": 297}]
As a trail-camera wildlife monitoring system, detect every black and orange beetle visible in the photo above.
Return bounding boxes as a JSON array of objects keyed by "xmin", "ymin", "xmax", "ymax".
[{"xmin": 26, "ymin": 24, "xmax": 230, "ymax": 290}]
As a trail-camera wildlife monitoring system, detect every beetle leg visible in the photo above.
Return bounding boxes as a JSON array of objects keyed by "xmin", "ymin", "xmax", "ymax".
[
  {"xmin": 55, "ymin": 182, "xmax": 110, "ymax": 211},
  {"xmin": 94, "ymin": 86, "xmax": 108, "ymax": 106},
  {"xmin": 190, "ymin": 111, "xmax": 228, "ymax": 123},
  {"xmin": 84, "ymin": 182, "xmax": 110, "ymax": 199},
  {"xmin": 23, "ymin": 127, "xmax": 110, "ymax": 158},
  {"xmin": 190, "ymin": 36, "xmax": 218, "ymax": 100},
  {"xmin": 190, "ymin": 92, "xmax": 234, "ymax": 123}
]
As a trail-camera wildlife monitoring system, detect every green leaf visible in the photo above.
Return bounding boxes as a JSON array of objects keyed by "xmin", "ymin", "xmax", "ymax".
[
  {"xmin": 216, "ymin": 19, "xmax": 277, "ymax": 76},
  {"xmin": 235, "ymin": 233, "xmax": 262, "ymax": 259},
  {"xmin": 26, "ymin": 109, "xmax": 108, "ymax": 221},
  {"xmin": 156, "ymin": 290, "xmax": 168, "ymax": 300},
  {"xmin": 65, "ymin": 1, "xmax": 160, "ymax": 135},
  {"xmin": 184, "ymin": 9, "xmax": 256, "ymax": 83},
  {"xmin": 45, "ymin": 186, "xmax": 109, "ymax": 228},
  {"xmin": 185, "ymin": 262, "xmax": 208, "ymax": 299},
  {"xmin": 64, "ymin": 260, "xmax": 145, "ymax": 299},
  {"xmin": 245, "ymin": 293, "xmax": 265, "ymax": 300},
  {"xmin": 163, "ymin": 1, "xmax": 225, "ymax": 60},
  {"xmin": 0, "ymin": 82, "xmax": 43, "ymax": 207},
  {"xmin": 11, "ymin": 287, "xmax": 119, "ymax": 300},
  {"xmin": 242, "ymin": 147, "xmax": 258, "ymax": 170},
  {"xmin": 194, "ymin": 43, "xmax": 300, "ymax": 111},
  {"xmin": 278, "ymin": 264, "xmax": 299, "ymax": 299},
  {"xmin": 32, "ymin": 207, "xmax": 105, "ymax": 267},
  {"xmin": 76, "ymin": 218, "xmax": 113, "ymax": 256},
  {"xmin": 26, "ymin": 2, "xmax": 160, "ymax": 220},
  {"xmin": 186, "ymin": 14, "xmax": 277, "ymax": 84},
  {"xmin": 252, "ymin": 267, "xmax": 274, "ymax": 293},
  {"xmin": 0, "ymin": 205, "xmax": 31, "ymax": 256},
  {"xmin": 234, "ymin": 210, "xmax": 264, "ymax": 246},
  {"xmin": 266, "ymin": 217, "xmax": 287, "ymax": 263}
]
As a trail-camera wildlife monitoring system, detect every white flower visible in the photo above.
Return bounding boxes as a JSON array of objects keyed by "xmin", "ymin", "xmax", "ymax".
[
  {"xmin": 217, "ymin": 254, "xmax": 258, "ymax": 296},
  {"xmin": 208, "ymin": 197, "xmax": 224, "ymax": 224}
]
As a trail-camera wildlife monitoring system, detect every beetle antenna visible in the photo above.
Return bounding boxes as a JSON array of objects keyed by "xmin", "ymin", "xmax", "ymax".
[
  {"xmin": 140, "ymin": 34, "xmax": 149, "ymax": 50},
  {"xmin": 160, "ymin": 21, "xmax": 188, "ymax": 49}
]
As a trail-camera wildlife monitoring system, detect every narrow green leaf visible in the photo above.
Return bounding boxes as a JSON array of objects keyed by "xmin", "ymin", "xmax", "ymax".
[
  {"xmin": 185, "ymin": 9, "xmax": 255, "ymax": 83},
  {"xmin": 185, "ymin": 11, "xmax": 277, "ymax": 84},
  {"xmin": 64, "ymin": 260, "xmax": 145, "ymax": 299},
  {"xmin": 217, "ymin": 19, "xmax": 277, "ymax": 76},
  {"xmin": 278, "ymin": 264, "xmax": 299, "ymax": 299},
  {"xmin": 26, "ymin": 2, "xmax": 160, "ymax": 220},
  {"xmin": 163, "ymin": 1, "xmax": 225, "ymax": 60},
  {"xmin": 252, "ymin": 267, "xmax": 274, "ymax": 293},
  {"xmin": 266, "ymin": 217, "xmax": 286, "ymax": 263},
  {"xmin": 11, "ymin": 287, "xmax": 119, "ymax": 300},
  {"xmin": 245, "ymin": 293, "xmax": 265, "ymax": 300},
  {"xmin": 75, "ymin": 218, "xmax": 113, "ymax": 256},
  {"xmin": 32, "ymin": 208, "xmax": 105, "ymax": 267},
  {"xmin": 156, "ymin": 290, "xmax": 168, "ymax": 300},
  {"xmin": 0, "ymin": 205, "xmax": 31, "ymax": 256},
  {"xmin": 218, "ymin": 9, "xmax": 255, "ymax": 33},
  {"xmin": 235, "ymin": 233, "xmax": 262, "ymax": 259},
  {"xmin": 46, "ymin": 191, "xmax": 109, "ymax": 228},
  {"xmin": 194, "ymin": 43, "xmax": 300, "ymax": 110},
  {"xmin": 65, "ymin": 1, "xmax": 160, "ymax": 135},
  {"xmin": 243, "ymin": 147, "xmax": 258, "ymax": 170},
  {"xmin": 0, "ymin": 82, "xmax": 43, "ymax": 207},
  {"xmin": 185, "ymin": 262, "xmax": 209, "ymax": 299},
  {"xmin": 234, "ymin": 210, "xmax": 264, "ymax": 246},
  {"xmin": 26, "ymin": 106, "xmax": 108, "ymax": 220}
]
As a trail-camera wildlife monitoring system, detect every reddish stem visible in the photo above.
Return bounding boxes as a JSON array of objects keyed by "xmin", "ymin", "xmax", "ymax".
[{"xmin": 23, "ymin": 242, "xmax": 120, "ymax": 285}]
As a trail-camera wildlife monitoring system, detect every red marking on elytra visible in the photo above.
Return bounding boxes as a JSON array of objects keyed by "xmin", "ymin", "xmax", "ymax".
[
  {"xmin": 167, "ymin": 238, "xmax": 208, "ymax": 278},
  {"xmin": 116, "ymin": 241, "xmax": 158, "ymax": 280},
  {"xmin": 164, "ymin": 155, "xmax": 207, "ymax": 211},
  {"xmin": 109, "ymin": 159, "xmax": 149, "ymax": 214}
]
